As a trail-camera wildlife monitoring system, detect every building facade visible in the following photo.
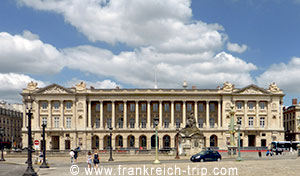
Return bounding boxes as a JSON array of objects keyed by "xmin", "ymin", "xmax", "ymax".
[
  {"xmin": 0, "ymin": 101, "xmax": 23, "ymax": 148},
  {"xmin": 21, "ymin": 81, "xmax": 285, "ymax": 152},
  {"xmin": 283, "ymin": 99, "xmax": 300, "ymax": 141}
]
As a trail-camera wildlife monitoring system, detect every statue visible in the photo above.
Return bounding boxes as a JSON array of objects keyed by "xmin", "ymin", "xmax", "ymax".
[
  {"xmin": 269, "ymin": 82, "xmax": 280, "ymax": 92},
  {"xmin": 76, "ymin": 81, "xmax": 87, "ymax": 91},
  {"xmin": 27, "ymin": 81, "xmax": 38, "ymax": 91},
  {"xmin": 186, "ymin": 111, "xmax": 196, "ymax": 128},
  {"xmin": 221, "ymin": 81, "xmax": 234, "ymax": 92}
]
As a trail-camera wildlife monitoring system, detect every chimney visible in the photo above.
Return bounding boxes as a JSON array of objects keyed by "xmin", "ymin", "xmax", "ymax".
[{"xmin": 292, "ymin": 98, "xmax": 297, "ymax": 105}]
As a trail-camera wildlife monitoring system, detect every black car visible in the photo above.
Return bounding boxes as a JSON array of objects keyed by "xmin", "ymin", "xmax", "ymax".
[{"xmin": 190, "ymin": 150, "xmax": 222, "ymax": 162}]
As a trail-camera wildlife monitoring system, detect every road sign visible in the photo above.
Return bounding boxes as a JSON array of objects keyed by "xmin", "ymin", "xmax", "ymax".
[
  {"xmin": 34, "ymin": 140, "xmax": 40, "ymax": 150},
  {"xmin": 34, "ymin": 140, "xmax": 39, "ymax": 146}
]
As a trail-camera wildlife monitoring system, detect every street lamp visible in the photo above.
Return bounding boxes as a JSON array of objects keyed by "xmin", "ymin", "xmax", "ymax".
[
  {"xmin": 0, "ymin": 127, "xmax": 5, "ymax": 161},
  {"xmin": 236, "ymin": 119, "xmax": 242, "ymax": 162},
  {"xmin": 153, "ymin": 116, "xmax": 160, "ymax": 164},
  {"xmin": 108, "ymin": 127, "xmax": 114, "ymax": 162},
  {"xmin": 40, "ymin": 123, "xmax": 49, "ymax": 168},
  {"xmin": 175, "ymin": 128, "xmax": 180, "ymax": 159},
  {"xmin": 228, "ymin": 105, "xmax": 236, "ymax": 156},
  {"xmin": 23, "ymin": 94, "xmax": 38, "ymax": 176}
]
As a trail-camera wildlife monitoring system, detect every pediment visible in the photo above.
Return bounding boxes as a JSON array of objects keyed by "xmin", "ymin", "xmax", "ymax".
[
  {"xmin": 34, "ymin": 84, "xmax": 74, "ymax": 94},
  {"xmin": 234, "ymin": 84, "xmax": 270, "ymax": 95}
]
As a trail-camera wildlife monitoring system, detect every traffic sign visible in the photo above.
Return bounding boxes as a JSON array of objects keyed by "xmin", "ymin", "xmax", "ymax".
[{"xmin": 34, "ymin": 140, "xmax": 39, "ymax": 146}]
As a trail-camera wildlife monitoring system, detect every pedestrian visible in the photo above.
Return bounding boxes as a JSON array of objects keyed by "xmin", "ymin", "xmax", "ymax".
[
  {"xmin": 93, "ymin": 150, "xmax": 100, "ymax": 169},
  {"xmin": 258, "ymin": 150, "xmax": 262, "ymax": 157},
  {"xmin": 74, "ymin": 149, "xmax": 78, "ymax": 163},
  {"xmin": 87, "ymin": 151, "xmax": 93, "ymax": 169},
  {"xmin": 266, "ymin": 150, "xmax": 270, "ymax": 156},
  {"xmin": 70, "ymin": 149, "xmax": 75, "ymax": 164}
]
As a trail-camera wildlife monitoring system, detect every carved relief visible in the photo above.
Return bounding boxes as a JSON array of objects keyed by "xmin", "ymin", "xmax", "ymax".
[
  {"xmin": 221, "ymin": 82, "xmax": 234, "ymax": 92},
  {"xmin": 269, "ymin": 82, "xmax": 281, "ymax": 93},
  {"xmin": 77, "ymin": 102, "xmax": 83, "ymax": 109},
  {"xmin": 43, "ymin": 86, "xmax": 68, "ymax": 94},
  {"xmin": 239, "ymin": 87, "xmax": 264, "ymax": 94},
  {"xmin": 76, "ymin": 81, "xmax": 87, "ymax": 91},
  {"xmin": 272, "ymin": 103, "xmax": 277, "ymax": 109},
  {"xmin": 27, "ymin": 81, "xmax": 38, "ymax": 91}
]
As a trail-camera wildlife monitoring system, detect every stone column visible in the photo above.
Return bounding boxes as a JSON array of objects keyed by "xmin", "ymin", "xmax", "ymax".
[
  {"xmin": 206, "ymin": 101, "xmax": 209, "ymax": 128},
  {"xmin": 100, "ymin": 101, "xmax": 103, "ymax": 129},
  {"xmin": 22, "ymin": 102, "xmax": 27, "ymax": 129},
  {"xmin": 194, "ymin": 101, "xmax": 198, "ymax": 124},
  {"xmin": 48, "ymin": 100, "xmax": 52, "ymax": 128},
  {"xmin": 256, "ymin": 101, "xmax": 259, "ymax": 127},
  {"xmin": 171, "ymin": 101, "xmax": 174, "ymax": 128},
  {"xmin": 147, "ymin": 101, "xmax": 151, "ymax": 128},
  {"xmin": 36, "ymin": 100, "xmax": 40, "ymax": 129},
  {"xmin": 88, "ymin": 100, "xmax": 92, "ymax": 128},
  {"xmin": 159, "ymin": 101, "xmax": 163, "ymax": 128},
  {"xmin": 135, "ymin": 101, "xmax": 139, "ymax": 129},
  {"xmin": 60, "ymin": 100, "xmax": 64, "ymax": 129},
  {"xmin": 73, "ymin": 100, "xmax": 76, "ymax": 130},
  {"xmin": 182, "ymin": 101, "xmax": 186, "ymax": 127},
  {"xmin": 218, "ymin": 101, "xmax": 221, "ymax": 128},
  {"xmin": 112, "ymin": 101, "xmax": 115, "ymax": 128},
  {"xmin": 123, "ymin": 101, "xmax": 127, "ymax": 129},
  {"xmin": 244, "ymin": 101, "xmax": 247, "ymax": 127}
]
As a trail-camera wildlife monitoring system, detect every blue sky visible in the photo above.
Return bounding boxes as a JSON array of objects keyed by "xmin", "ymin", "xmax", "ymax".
[{"xmin": 0, "ymin": 0, "xmax": 300, "ymax": 105}]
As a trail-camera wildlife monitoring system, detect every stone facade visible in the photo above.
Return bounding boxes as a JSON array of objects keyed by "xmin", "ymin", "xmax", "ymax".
[
  {"xmin": 0, "ymin": 101, "xmax": 23, "ymax": 148},
  {"xmin": 283, "ymin": 99, "xmax": 300, "ymax": 141},
  {"xmin": 21, "ymin": 81, "xmax": 285, "ymax": 152}
]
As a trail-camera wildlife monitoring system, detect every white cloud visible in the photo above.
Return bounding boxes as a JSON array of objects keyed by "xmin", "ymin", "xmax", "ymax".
[
  {"xmin": 0, "ymin": 73, "xmax": 45, "ymax": 102},
  {"xmin": 65, "ymin": 78, "xmax": 121, "ymax": 89},
  {"xmin": 256, "ymin": 57, "xmax": 300, "ymax": 93},
  {"xmin": 0, "ymin": 32, "xmax": 64, "ymax": 74},
  {"xmin": 227, "ymin": 42, "xmax": 248, "ymax": 53},
  {"xmin": 18, "ymin": 0, "xmax": 225, "ymax": 54}
]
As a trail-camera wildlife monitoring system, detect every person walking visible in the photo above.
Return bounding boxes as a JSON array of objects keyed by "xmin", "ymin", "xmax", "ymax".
[
  {"xmin": 93, "ymin": 150, "xmax": 100, "ymax": 169},
  {"xmin": 69, "ymin": 150, "xmax": 75, "ymax": 164},
  {"xmin": 87, "ymin": 151, "xmax": 93, "ymax": 169},
  {"xmin": 74, "ymin": 149, "xmax": 78, "ymax": 163}
]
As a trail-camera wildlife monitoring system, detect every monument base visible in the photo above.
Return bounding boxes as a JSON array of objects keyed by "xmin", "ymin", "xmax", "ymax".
[{"xmin": 227, "ymin": 146, "xmax": 237, "ymax": 156}]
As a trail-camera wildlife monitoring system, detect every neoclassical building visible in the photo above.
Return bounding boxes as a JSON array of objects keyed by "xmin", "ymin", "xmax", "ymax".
[
  {"xmin": 21, "ymin": 81, "xmax": 285, "ymax": 152},
  {"xmin": 283, "ymin": 99, "xmax": 300, "ymax": 141}
]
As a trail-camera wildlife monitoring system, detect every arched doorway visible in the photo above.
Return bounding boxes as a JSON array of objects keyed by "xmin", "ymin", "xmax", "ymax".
[
  {"xmin": 127, "ymin": 135, "xmax": 135, "ymax": 148},
  {"xmin": 151, "ymin": 135, "xmax": 159, "ymax": 149},
  {"xmin": 103, "ymin": 135, "xmax": 111, "ymax": 149},
  {"xmin": 163, "ymin": 135, "xmax": 171, "ymax": 149},
  {"xmin": 92, "ymin": 135, "xmax": 99, "ymax": 149},
  {"xmin": 139, "ymin": 135, "xmax": 147, "ymax": 149},
  {"xmin": 115, "ymin": 135, "xmax": 123, "ymax": 149},
  {"xmin": 210, "ymin": 135, "xmax": 218, "ymax": 147}
]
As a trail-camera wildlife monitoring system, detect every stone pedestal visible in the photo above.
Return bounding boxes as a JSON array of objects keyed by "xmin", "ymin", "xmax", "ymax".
[{"xmin": 228, "ymin": 146, "xmax": 237, "ymax": 156}]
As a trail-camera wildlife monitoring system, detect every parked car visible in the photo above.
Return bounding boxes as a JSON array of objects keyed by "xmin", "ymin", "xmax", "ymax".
[{"xmin": 190, "ymin": 150, "xmax": 222, "ymax": 162}]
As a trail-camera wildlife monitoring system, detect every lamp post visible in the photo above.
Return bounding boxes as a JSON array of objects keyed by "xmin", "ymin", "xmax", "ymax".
[
  {"xmin": 108, "ymin": 127, "xmax": 114, "ymax": 162},
  {"xmin": 236, "ymin": 119, "xmax": 242, "ymax": 162},
  {"xmin": 23, "ymin": 94, "xmax": 38, "ymax": 176},
  {"xmin": 175, "ymin": 128, "xmax": 180, "ymax": 159},
  {"xmin": 0, "ymin": 128, "xmax": 5, "ymax": 161},
  {"xmin": 153, "ymin": 116, "xmax": 160, "ymax": 164},
  {"xmin": 40, "ymin": 123, "xmax": 49, "ymax": 168},
  {"xmin": 228, "ymin": 105, "xmax": 236, "ymax": 156}
]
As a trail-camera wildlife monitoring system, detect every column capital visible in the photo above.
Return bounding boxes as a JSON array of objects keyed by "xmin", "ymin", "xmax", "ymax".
[
  {"xmin": 194, "ymin": 100, "xmax": 198, "ymax": 103},
  {"xmin": 182, "ymin": 100, "xmax": 186, "ymax": 103},
  {"xmin": 135, "ymin": 100, "xmax": 139, "ymax": 103},
  {"xmin": 123, "ymin": 100, "xmax": 127, "ymax": 103},
  {"xmin": 170, "ymin": 100, "xmax": 174, "ymax": 103},
  {"xmin": 47, "ymin": 100, "xmax": 51, "ymax": 103},
  {"xmin": 99, "ymin": 100, "xmax": 103, "ymax": 103},
  {"xmin": 111, "ymin": 100, "xmax": 115, "ymax": 103},
  {"xmin": 159, "ymin": 100, "xmax": 163, "ymax": 103},
  {"xmin": 60, "ymin": 100, "xmax": 64, "ymax": 103},
  {"xmin": 206, "ymin": 100, "xmax": 209, "ymax": 103},
  {"xmin": 147, "ymin": 100, "xmax": 151, "ymax": 103}
]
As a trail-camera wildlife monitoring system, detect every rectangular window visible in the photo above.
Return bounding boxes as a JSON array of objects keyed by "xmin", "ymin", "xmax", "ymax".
[
  {"xmin": 96, "ymin": 103, "xmax": 100, "ymax": 111},
  {"xmin": 176, "ymin": 118, "xmax": 181, "ymax": 128},
  {"xmin": 141, "ymin": 118, "xmax": 146, "ymax": 128},
  {"xmin": 118, "ymin": 118, "xmax": 123, "ymax": 128},
  {"xmin": 260, "ymin": 117, "xmax": 265, "ymax": 128},
  {"xmin": 141, "ymin": 103, "xmax": 146, "ymax": 112},
  {"xmin": 237, "ymin": 117, "xmax": 242, "ymax": 125},
  {"xmin": 164, "ymin": 103, "xmax": 170, "ymax": 112},
  {"xmin": 130, "ymin": 103, "xmax": 135, "ymax": 112},
  {"xmin": 107, "ymin": 118, "xmax": 112, "ymax": 128},
  {"xmin": 107, "ymin": 103, "xmax": 112, "ymax": 112},
  {"xmin": 129, "ymin": 118, "xmax": 135, "ymax": 128},
  {"xmin": 209, "ymin": 103, "xmax": 215, "ymax": 112},
  {"xmin": 153, "ymin": 103, "xmax": 158, "ymax": 112},
  {"xmin": 175, "ymin": 103, "xmax": 181, "ymax": 112},
  {"xmin": 236, "ymin": 102, "xmax": 243, "ymax": 109},
  {"xmin": 259, "ymin": 102, "xmax": 265, "ymax": 110},
  {"xmin": 249, "ymin": 117, "xmax": 254, "ymax": 127},
  {"xmin": 118, "ymin": 104, "xmax": 123, "ymax": 112},
  {"xmin": 42, "ymin": 102, "xmax": 48, "ymax": 109},
  {"xmin": 187, "ymin": 103, "xmax": 192, "ymax": 112},
  {"xmin": 209, "ymin": 118, "xmax": 215, "ymax": 128},
  {"xmin": 198, "ymin": 103, "xmax": 204, "ymax": 112},
  {"xmin": 54, "ymin": 117, "xmax": 59, "ymax": 128},
  {"xmin": 66, "ymin": 102, "xmax": 72, "ymax": 109},
  {"xmin": 95, "ymin": 118, "xmax": 100, "ymax": 128},
  {"xmin": 198, "ymin": 118, "xmax": 204, "ymax": 128},
  {"xmin": 42, "ymin": 117, "xmax": 47, "ymax": 126},
  {"xmin": 248, "ymin": 102, "xmax": 254, "ymax": 109},
  {"xmin": 66, "ymin": 117, "xmax": 71, "ymax": 128},
  {"xmin": 164, "ymin": 119, "xmax": 169, "ymax": 128},
  {"xmin": 54, "ymin": 101, "xmax": 60, "ymax": 109}
]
